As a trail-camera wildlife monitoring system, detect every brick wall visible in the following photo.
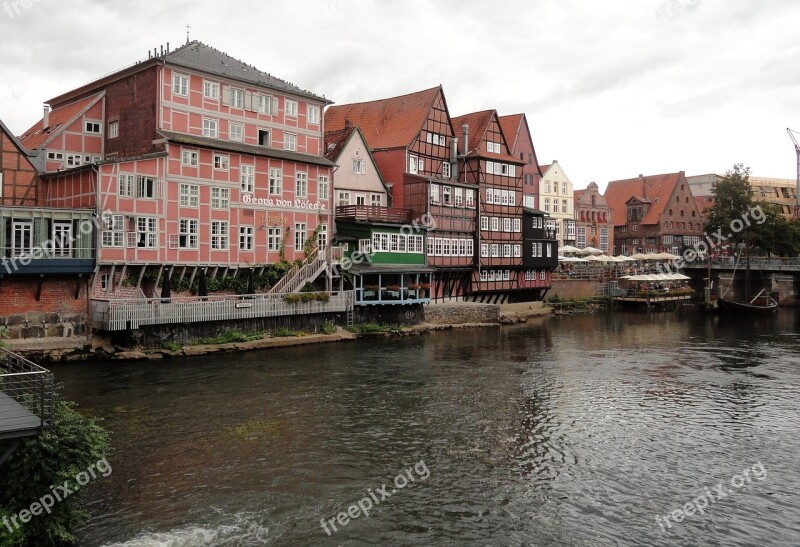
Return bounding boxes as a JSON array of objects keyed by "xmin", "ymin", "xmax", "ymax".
[
  {"xmin": 1, "ymin": 126, "xmax": 39, "ymax": 206},
  {"xmin": 1, "ymin": 276, "xmax": 90, "ymax": 339},
  {"xmin": 104, "ymin": 66, "xmax": 160, "ymax": 158}
]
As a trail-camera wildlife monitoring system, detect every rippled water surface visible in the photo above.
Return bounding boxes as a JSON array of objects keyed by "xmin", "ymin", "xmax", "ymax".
[{"xmin": 52, "ymin": 310, "xmax": 800, "ymax": 546}]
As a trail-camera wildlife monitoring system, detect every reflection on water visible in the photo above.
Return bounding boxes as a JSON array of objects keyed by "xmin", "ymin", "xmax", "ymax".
[{"xmin": 49, "ymin": 309, "xmax": 800, "ymax": 546}]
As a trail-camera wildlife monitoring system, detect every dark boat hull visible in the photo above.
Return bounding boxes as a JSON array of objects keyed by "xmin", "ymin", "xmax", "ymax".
[{"xmin": 718, "ymin": 297, "xmax": 778, "ymax": 314}]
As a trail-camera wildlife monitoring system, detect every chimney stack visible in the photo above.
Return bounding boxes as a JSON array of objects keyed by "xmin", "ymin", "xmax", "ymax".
[
  {"xmin": 43, "ymin": 105, "xmax": 50, "ymax": 129},
  {"xmin": 461, "ymin": 124, "xmax": 469, "ymax": 155}
]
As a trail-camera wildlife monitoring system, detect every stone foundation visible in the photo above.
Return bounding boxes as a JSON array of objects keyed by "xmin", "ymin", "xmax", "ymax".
[{"xmin": 424, "ymin": 303, "xmax": 499, "ymax": 325}]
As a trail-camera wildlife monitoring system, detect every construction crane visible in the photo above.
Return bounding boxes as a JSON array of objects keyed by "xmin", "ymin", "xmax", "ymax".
[{"xmin": 788, "ymin": 128, "xmax": 800, "ymax": 218}]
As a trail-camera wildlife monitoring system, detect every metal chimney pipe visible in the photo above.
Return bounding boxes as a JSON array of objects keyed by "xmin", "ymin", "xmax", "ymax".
[
  {"xmin": 462, "ymin": 124, "xmax": 469, "ymax": 155},
  {"xmin": 450, "ymin": 137, "xmax": 459, "ymax": 180},
  {"xmin": 42, "ymin": 105, "xmax": 50, "ymax": 129}
]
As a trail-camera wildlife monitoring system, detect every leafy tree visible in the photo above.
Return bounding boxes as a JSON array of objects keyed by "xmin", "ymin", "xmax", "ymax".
[
  {"xmin": 704, "ymin": 163, "xmax": 753, "ymax": 246},
  {"xmin": 0, "ymin": 389, "xmax": 110, "ymax": 546}
]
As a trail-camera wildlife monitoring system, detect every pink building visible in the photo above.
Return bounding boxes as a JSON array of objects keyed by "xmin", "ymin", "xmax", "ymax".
[{"xmin": 20, "ymin": 41, "xmax": 334, "ymax": 296}]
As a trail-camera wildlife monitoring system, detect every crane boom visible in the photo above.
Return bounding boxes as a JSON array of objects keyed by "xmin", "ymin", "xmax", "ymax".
[{"xmin": 788, "ymin": 128, "xmax": 800, "ymax": 218}]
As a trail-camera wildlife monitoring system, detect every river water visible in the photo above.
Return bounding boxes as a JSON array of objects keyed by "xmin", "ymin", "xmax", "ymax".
[{"xmin": 51, "ymin": 309, "xmax": 800, "ymax": 546}]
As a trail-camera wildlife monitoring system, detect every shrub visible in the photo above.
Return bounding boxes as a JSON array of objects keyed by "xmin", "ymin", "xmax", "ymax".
[
  {"xmin": 0, "ymin": 389, "xmax": 110, "ymax": 545},
  {"xmin": 197, "ymin": 329, "xmax": 263, "ymax": 345},
  {"xmin": 320, "ymin": 321, "xmax": 337, "ymax": 335}
]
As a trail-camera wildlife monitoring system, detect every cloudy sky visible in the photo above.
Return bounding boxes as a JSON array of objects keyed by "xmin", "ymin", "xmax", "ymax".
[{"xmin": 1, "ymin": 0, "xmax": 798, "ymax": 190}]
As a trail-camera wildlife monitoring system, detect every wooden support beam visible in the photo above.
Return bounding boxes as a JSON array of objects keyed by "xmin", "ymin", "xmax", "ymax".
[
  {"xmin": 75, "ymin": 274, "xmax": 82, "ymax": 300},
  {"xmin": 117, "ymin": 265, "xmax": 127, "ymax": 291},
  {"xmin": 136, "ymin": 264, "xmax": 147, "ymax": 288},
  {"xmin": 106, "ymin": 265, "xmax": 115, "ymax": 293},
  {"xmin": 35, "ymin": 275, "xmax": 43, "ymax": 302}
]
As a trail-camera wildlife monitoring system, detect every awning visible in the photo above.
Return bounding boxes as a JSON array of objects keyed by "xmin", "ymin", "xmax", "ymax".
[{"xmin": 347, "ymin": 264, "xmax": 436, "ymax": 275}]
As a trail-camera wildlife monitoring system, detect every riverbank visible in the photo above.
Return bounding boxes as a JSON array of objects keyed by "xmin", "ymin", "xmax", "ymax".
[{"xmin": 6, "ymin": 302, "xmax": 553, "ymax": 363}]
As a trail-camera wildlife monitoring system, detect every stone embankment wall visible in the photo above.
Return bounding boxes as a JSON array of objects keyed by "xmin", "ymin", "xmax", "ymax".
[
  {"xmin": 1, "ymin": 277, "xmax": 90, "ymax": 339},
  {"xmin": 547, "ymin": 280, "xmax": 597, "ymax": 300},
  {"xmin": 423, "ymin": 303, "xmax": 499, "ymax": 325}
]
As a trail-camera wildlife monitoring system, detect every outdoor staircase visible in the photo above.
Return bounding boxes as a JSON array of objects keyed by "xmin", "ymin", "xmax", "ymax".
[{"xmin": 267, "ymin": 249, "xmax": 330, "ymax": 295}]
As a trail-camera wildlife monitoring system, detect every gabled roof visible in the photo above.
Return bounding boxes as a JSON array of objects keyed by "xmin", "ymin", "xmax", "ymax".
[
  {"xmin": 452, "ymin": 110, "xmax": 522, "ymax": 164},
  {"xmin": 158, "ymin": 130, "xmax": 335, "ymax": 168},
  {"xmin": 323, "ymin": 125, "xmax": 386, "ymax": 186},
  {"xmin": 499, "ymin": 113, "xmax": 543, "ymax": 178},
  {"xmin": 162, "ymin": 41, "xmax": 329, "ymax": 103},
  {"xmin": 0, "ymin": 118, "xmax": 34, "ymax": 159},
  {"xmin": 324, "ymin": 86, "xmax": 446, "ymax": 150},
  {"xmin": 539, "ymin": 164, "xmax": 552, "ymax": 175},
  {"xmin": 323, "ymin": 126, "xmax": 356, "ymax": 162},
  {"xmin": 604, "ymin": 172, "xmax": 684, "ymax": 226},
  {"xmin": 19, "ymin": 92, "xmax": 105, "ymax": 150}
]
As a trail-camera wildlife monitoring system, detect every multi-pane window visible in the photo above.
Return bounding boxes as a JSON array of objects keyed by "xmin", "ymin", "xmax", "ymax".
[
  {"xmin": 137, "ymin": 176, "xmax": 156, "ymax": 198},
  {"xmin": 352, "ymin": 159, "xmax": 367, "ymax": 174},
  {"xmin": 52, "ymin": 221, "xmax": 72, "ymax": 257},
  {"xmin": 503, "ymin": 218, "xmax": 512, "ymax": 232},
  {"xmin": 241, "ymin": 165, "xmax": 255, "ymax": 193},
  {"xmin": 481, "ymin": 244, "xmax": 489, "ymax": 258},
  {"xmin": 211, "ymin": 221, "xmax": 229, "ymax": 250},
  {"xmin": 181, "ymin": 149, "xmax": 198, "ymax": 167},
  {"xmin": 118, "ymin": 174, "xmax": 134, "ymax": 196},
  {"xmin": 229, "ymin": 123, "xmax": 243, "ymax": 142},
  {"xmin": 285, "ymin": 99, "xmax": 298, "ymax": 116},
  {"xmin": 213, "ymin": 154, "xmax": 229, "ymax": 170},
  {"xmin": 430, "ymin": 183, "xmax": 440, "ymax": 204},
  {"xmin": 562, "ymin": 199, "xmax": 568, "ymax": 214},
  {"xmin": 85, "ymin": 121, "xmax": 101, "ymax": 134},
  {"xmin": 295, "ymin": 172, "xmax": 308, "ymax": 198},
  {"xmin": 513, "ymin": 219, "xmax": 521, "ymax": 232},
  {"xmin": 481, "ymin": 216, "xmax": 489, "ymax": 231},
  {"xmin": 108, "ymin": 121, "xmax": 119, "ymax": 138},
  {"xmin": 503, "ymin": 244, "xmax": 512, "ymax": 257},
  {"xmin": 454, "ymin": 187, "xmax": 463, "ymax": 207},
  {"xmin": 136, "ymin": 217, "xmax": 158, "ymax": 248},
  {"xmin": 231, "ymin": 88, "xmax": 245, "ymax": 109},
  {"xmin": 317, "ymin": 224, "xmax": 328, "ymax": 249},
  {"xmin": 259, "ymin": 95, "xmax": 274, "ymax": 115},
  {"xmin": 337, "ymin": 191, "xmax": 350, "ymax": 206},
  {"xmin": 294, "ymin": 223, "xmax": 306, "ymax": 250},
  {"xmin": 102, "ymin": 215, "xmax": 124, "ymax": 247},
  {"xmin": 466, "ymin": 190, "xmax": 475, "ymax": 208},
  {"xmin": 179, "ymin": 183, "xmax": 199, "ymax": 207},
  {"xmin": 239, "ymin": 226, "xmax": 254, "ymax": 251},
  {"xmin": 370, "ymin": 193, "xmax": 382, "ymax": 206},
  {"xmin": 491, "ymin": 244, "xmax": 500, "ymax": 257},
  {"xmin": 211, "ymin": 187, "xmax": 229, "ymax": 209},
  {"xmin": 491, "ymin": 217, "xmax": 499, "ymax": 231},
  {"xmin": 308, "ymin": 105, "xmax": 320, "ymax": 124},
  {"xmin": 284, "ymin": 133, "xmax": 297, "ymax": 151},
  {"xmin": 10, "ymin": 220, "xmax": 33, "ymax": 256},
  {"xmin": 203, "ymin": 81, "xmax": 219, "ymax": 99},
  {"xmin": 318, "ymin": 176, "xmax": 329, "ymax": 200},
  {"xmin": 442, "ymin": 186, "xmax": 451, "ymax": 205},
  {"xmin": 442, "ymin": 161, "xmax": 451, "ymax": 179},
  {"xmin": 172, "ymin": 73, "xmax": 188, "ymax": 96},
  {"xmin": 179, "ymin": 219, "xmax": 198, "ymax": 249},
  {"xmin": 269, "ymin": 168, "xmax": 282, "ymax": 194},
  {"xmin": 409, "ymin": 155, "xmax": 418, "ymax": 174},
  {"xmin": 268, "ymin": 228, "xmax": 282, "ymax": 252},
  {"xmin": 203, "ymin": 118, "xmax": 218, "ymax": 138}
]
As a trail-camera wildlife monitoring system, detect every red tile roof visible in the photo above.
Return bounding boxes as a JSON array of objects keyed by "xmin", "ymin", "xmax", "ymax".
[
  {"xmin": 539, "ymin": 164, "xmax": 552, "ymax": 175},
  {"xmin": 498, "ymin": 114, "xmax": 524, "ymax": 152},
  {"xmin": 604, "ymin": 172, "xmax": 684, "ymax": 227},
  {"xmin": 695, "ymin": 195, "xmax": 713, "ymax": 213},
  {"xmin": 19, "ymin": 92, "xmax": 104, "ymax": 150},
  {"xmin": 452, "ymin": 110, "xmax": 522, "ymax": 164},
  {"xmin": 324, "ymin": 126, "xmax": 356, "ymax": 162},
  {"xmin": 324, "ymin": 86, "xmax": 443, "ymax": 150}
]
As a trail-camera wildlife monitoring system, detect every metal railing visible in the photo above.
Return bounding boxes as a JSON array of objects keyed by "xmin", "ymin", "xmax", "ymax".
[
  {"xmin": 91, "ymin": 290, "xmax": 354, "ymax": 331},
  {"xmin": 0, "ymin": 348, "xmax": 54, "ymax": 440}
]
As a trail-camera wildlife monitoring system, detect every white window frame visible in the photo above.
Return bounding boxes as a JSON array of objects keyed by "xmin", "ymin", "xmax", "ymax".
[
  {"xmin": 239, "ymin": 226, "xmax": 254, "ymax": 251},
  {"xmin": 172, "ymin": 73, "xmax": 189, "ymax": 97},
  {"xmin": 203, "ymin": 118, "xmax": 219, "ymax": 138},
  {"xmin": 178, "ymin": 218, "xmax": 198, "ymax": 249},
  {"xmin": 240, "ymin": 164, "xmax": 255, "ymax": 193},
  {"xmin": 269, "ymin": 168, "xmax": 283, "ymax": 195},
  {"xmin": 284, "ymin": 132, "xmax": 297, "ymax": 151},
  {"xmin": 229, "ymin": 123, "xmax": 244, "ymax": 142},
  {"xmin": 285, "ymin": 99, "xmax": 298, "ymax": 117},
  {"xmin": 108, "ymin": 121, "xmax": 119, "ymax": 139},
  {"xmin": 466, "ymin": 189, "xmax": 476, "ymax": 208},
  {"xmin": 211, "ymin": 187, "xmax": 229, "ymax": 209},
  {"xmin": 179, "ymin": 183, "xmax": 199, "ymax": 207},
  {"xmin": 203, "ymin": 81, "xmax": 219, "ymax": 100},
  {"xmin": 308, "ymin": 105, "xmax": 320, "ymax": 125},
  {"xmin": 268, "ymin": 227, "xmax": 282, "ymax": 252},
  {"xmin": 213, "ymin": 154, "xmax": 230, "ymax": 171},
  {"xmin": 295, "ymin": 172, "xmax": 308, "ymax": 198},
  {"xmin": 211, "ymin": 220, "xmax": 229, "ymax": 250},
  {"xmin": 294, "ymin": 222, "xmax": 307, "ymax": 250},
  {"xmin": 318, "ymin": 175, "xmax": 329, "ymax": 200},
  {"xmin": 136, "ymin": 217, "xmax": 158, "ymax": 248},
  {"xmin": 181, "ymin": 149, "xmax": 198, "ymax": 167}
]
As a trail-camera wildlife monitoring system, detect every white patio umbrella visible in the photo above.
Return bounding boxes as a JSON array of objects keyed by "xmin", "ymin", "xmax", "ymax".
[
  {"xmin": 656, "ymin": 252, "xmax": 681, "ymax": 260},
  {"xmin": 559, "ymin": 245, "xmax": 581, "ymax": 254},
  {"xmin": 577, "ymin": 246, "xmax": 602, "ymax": 255},
  {"xmin": 559, "ymin": 256, "xmax": 589, "ymax": 262},
  {"xmin": 629, "ymin": 253, "xmax": 649, "ymax": 260}
]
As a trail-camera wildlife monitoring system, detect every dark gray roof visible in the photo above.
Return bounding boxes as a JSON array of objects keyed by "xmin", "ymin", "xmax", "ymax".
[
  {"xmin": 163, "ymin": 41, "xmax": 330, "ymax": 104},
  {"xmin": 158, "ymin": 130, "xmax": 335, "ymax": 168}
]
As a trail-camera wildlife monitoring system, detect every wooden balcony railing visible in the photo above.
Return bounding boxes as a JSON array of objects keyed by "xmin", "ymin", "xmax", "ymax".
[{"xmin": 336, "ymin": 205, "xmax": 413, "ymax": 224}]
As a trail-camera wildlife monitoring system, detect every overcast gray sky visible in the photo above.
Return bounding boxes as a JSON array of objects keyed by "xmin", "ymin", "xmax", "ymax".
[{"xmin": 1, "ymin": 0, "xmax": 798, "ymax": 190}]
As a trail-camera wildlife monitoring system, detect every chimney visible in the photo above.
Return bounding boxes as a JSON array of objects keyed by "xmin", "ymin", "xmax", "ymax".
[
  {"xmin": 42, "ymin": 105, "xmax": 50, "ymax": 129},
  {"xmin": 461, "ymin": 124, "xmax": 469, "ymax": 155},
  {"xmin": 450, "ymin": 137, "xmax": 459, "ymax": 180},
  {"xmin": 344, "ymin": 118, "xmax": 351, "ymax": 128},
  {"xmin": 553, "ymin": 159, "xmax": 558, "ymax": 164}
]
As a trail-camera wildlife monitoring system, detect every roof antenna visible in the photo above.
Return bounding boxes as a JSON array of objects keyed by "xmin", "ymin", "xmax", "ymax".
[{"xmin": 186, "ymin": 24, "xmax": 191, "ymax": 44}]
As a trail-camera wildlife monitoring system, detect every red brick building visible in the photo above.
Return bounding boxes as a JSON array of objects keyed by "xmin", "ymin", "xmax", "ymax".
[
  {"xmin": 325, "ymin": 86, "xmax": 478, "ymax": 300},
  {"xmin": 574, "ymin": 182, "xmax": 614, "ymax": 253},
  {"xmin": 19, "ymin": 41, "xmax": 334, "ymax": 299},
  {"xmin": 498, "ymin": 114, "xmax": 543, "ymax": 210},
  {"xmin": 1, "ymin": 119, "xmax": 95, "ymax": 339},
  {"xmin": 605, "ymin": 172, "xmax": 704, "ymax": 256}
]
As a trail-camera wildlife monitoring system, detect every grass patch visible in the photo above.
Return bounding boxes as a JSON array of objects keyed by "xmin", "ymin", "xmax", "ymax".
[
  {"xmin": 271, "ymin": 328, "xmax": 305, "ymax": 338},
  {"xmin": 197, "ymin": 329, "xmax": 263, "ymax": 345},
  {"xmin": 320, "ymin": 320, "xmax": 337, "ymax": 335},
  {"xmin": 161, "ymin": 341, "xmax": 182, "ymax": 352},
  {"xmin": 346, "ymin": 323, "xmax": 404, "ymax": 334}
]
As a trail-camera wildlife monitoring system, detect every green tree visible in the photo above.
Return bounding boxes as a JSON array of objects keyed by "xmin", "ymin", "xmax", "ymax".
[
  {"xmin": 704, "ymin": 163, "xmax": 753, "ymax": 246},
  {"xmin": 0, "ymin": 389, "xmax": 110, "ymax": 546}
]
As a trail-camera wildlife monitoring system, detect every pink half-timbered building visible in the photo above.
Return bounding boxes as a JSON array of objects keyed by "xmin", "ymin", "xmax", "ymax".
[{"xmin": 19, "ymin": 41, "xmax": 334, "ymax": 297}]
